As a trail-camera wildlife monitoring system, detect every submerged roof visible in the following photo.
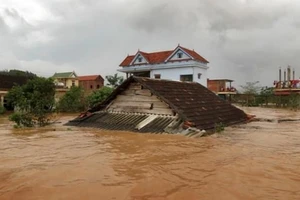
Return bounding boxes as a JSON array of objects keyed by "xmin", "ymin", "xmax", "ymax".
[
  {"xmin": 88, "ymin": 77, "xmax": 247, "ymax": 131},
  {"xmin": 0, "ymin": 74, "xmax": 30, "ymax": 90},
  {"xmin": 78, "ymin": 75, "xmax": 104, "ymax": 81},
  {"xmin": 52, "ymin": 72, "xmax": 77, "ymax": 78},
  {"xmin": 120, "ymin": 45, "xmax": 209, "ymax": 66}
]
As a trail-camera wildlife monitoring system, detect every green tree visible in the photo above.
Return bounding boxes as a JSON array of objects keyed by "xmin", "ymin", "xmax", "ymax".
[
  {"xmin": 57, "ymin": 86, "xmax": 86, "ymax": 112},
  {"xmin": 6, "ymin": 77, "xmax": 55, "ymax": 127},
  {"xmin": 86, "ymin": 86, "xmax": 113, "ymax": 108},
  {"xmin": 105, "ymin": 73, "xmax": 124, "ymax": 88}
]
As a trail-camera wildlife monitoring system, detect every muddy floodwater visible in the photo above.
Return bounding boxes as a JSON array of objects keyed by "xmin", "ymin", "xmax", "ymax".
[{"xmin": 1, "ymin": 108, "xmax": 300, "ymax": 200}]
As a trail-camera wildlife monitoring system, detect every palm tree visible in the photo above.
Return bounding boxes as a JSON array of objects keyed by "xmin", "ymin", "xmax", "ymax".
[{"xmin": 105, "ymin": 73, "xmax": 124, "ymax": 88}]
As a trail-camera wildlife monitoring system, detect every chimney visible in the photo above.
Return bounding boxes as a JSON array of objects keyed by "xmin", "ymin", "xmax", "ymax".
[
  {"xmin": 287, "ymin": 66, "xmax": 291, "ymax": 81},
  {"xmin": 284, "ymin": 70, "xmax": 286, "ymax": 82},
  {"xmin": 293, "ymin": 68, "xmax": 295, "ymax": 80},
  {"xmin": 279, "ymin": 67, "xmax": 282, "ymax": 82}
]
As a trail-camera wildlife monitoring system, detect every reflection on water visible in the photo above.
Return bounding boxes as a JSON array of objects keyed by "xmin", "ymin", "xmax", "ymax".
[{"xmin": 1, "ymin": 108, "xmax": 300, "ymax": 200}]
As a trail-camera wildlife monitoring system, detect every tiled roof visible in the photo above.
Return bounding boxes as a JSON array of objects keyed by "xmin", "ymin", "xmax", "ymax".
[
  {"xmin": 0, "ymin": 74, "xmax": 30, "ymax": 90},
  {"xmin": 52, "ymin": 72, "xmax": 75, "ymax": 78},
  {"xmin": 119, "ymin": 46, "xmax": 208, "ymax": 67},
  {"xmin": 78, "ymin": 75, "xmax": 104, "ymax": 81},
  {"xmin": 87, "ymin": 77, "xmax": 248, "ymax": 131}
]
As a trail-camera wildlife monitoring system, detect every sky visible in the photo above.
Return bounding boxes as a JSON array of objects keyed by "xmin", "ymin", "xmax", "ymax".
[{"xmin": 1, "ymin": 0, "xmax": 300, "ymax": 87}]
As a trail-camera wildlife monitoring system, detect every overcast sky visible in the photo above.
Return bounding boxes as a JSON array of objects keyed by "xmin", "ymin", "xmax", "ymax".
[{"xmin": 1, "ymin": 0, "xmax": 300, "ymax": 87}]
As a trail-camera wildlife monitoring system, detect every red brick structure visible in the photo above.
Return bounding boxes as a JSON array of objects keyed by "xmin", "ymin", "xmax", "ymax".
[{"xmin": 78, "ymin": 75, "xmax": 104, "ymax": 93}]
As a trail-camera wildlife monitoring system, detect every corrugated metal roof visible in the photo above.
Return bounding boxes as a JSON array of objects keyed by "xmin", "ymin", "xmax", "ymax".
[{"xmin": 66, "ymin": 112, "xmax": 178, "ymax": 133}]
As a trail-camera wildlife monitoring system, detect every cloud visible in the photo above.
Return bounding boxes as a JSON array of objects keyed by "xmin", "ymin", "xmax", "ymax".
[{"xmin": 1, "ymin": 0, "xmax": 300, "ymax": 87}]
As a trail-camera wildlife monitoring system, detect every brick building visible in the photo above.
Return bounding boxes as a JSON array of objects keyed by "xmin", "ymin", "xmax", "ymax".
[{"xmin": 78, "ymin": 75, "xmax": 104, "ymax": 93}]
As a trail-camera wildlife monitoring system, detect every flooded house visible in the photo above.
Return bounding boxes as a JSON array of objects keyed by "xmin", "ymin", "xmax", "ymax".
[
  {"xmin": 0, "ymin": 74, "xmax": 29, "ymax": 110},
  {"xmin": 207, "ymin": 79, "xmax": 237, "ymax": 101},
  {"xmin": 67, "ymin": 76, "xmax": 248, "ymax": 135},
  {"xmin": 118, "ymin": 45, "xmax": 209, "ymax": 86}
]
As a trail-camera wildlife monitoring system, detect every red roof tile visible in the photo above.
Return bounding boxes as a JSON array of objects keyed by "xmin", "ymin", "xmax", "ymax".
[
  {"xmin": 119, "ymin": 46, "xmax": 208, "ymax": 67},
  {"xmin": 78, "ymin": 75, "xmax": 103, "ymax": 81},
  {"xmin": 180, "ymin": 46, "xmax": 209, "ymax": 63}
]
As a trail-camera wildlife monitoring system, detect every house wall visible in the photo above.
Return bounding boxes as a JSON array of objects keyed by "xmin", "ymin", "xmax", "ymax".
[
  {"xmin": 207, "ymin": 80, "xmax": 226, "ymax": 93},
  {"xmin": 150, "ymin": 66, "xmax": 208, "ymax": 86},
  {"xmin": 107, "ymin": 82, "xmax": 174, "ymax": 115},
  {"xmin": 79, "ymin": 78, "xmax": 104, "ymax": 93},
  {"xmin": 54, "ymin": 78, "xmax": 79, "ymax": 88},
  {"xmin": 66, "ymin": 79, "xmax": 79, "ymax": 88}
]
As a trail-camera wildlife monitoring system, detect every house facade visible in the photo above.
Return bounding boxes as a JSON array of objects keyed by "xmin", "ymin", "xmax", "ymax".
[
  {"xmin": 78, "ymin": 75, "xmax": 104, "ymax": 93},
  {"xmin": 118, "ymin": 45, "xmax": 209, "ymax": 86},
  {"xmin": 207, "ymin": 79, "xmax": 237, "ymax": 101},
  {"xmin": 52, "ymin": 71, "xmax": 79, "ymax": 88}
]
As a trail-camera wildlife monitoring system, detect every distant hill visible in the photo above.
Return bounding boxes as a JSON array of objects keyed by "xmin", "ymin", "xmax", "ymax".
[{"xmin": 0, "ymin": 69, "xmax": 37, "ymax": 78}]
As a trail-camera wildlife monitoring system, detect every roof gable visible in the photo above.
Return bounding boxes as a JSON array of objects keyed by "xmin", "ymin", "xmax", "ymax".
[
  {"xmin": 89, "ymin": 77, "xmax": 247, "ymax": 131},
  {"xmin": 166, "ymin": 48, "xmax": 193, "ymax": 62},
  {"xmin": 130, "ymin": 51, "xmax": 149, "ymax": 65},
  {"xmin": 52, "ymin": 71, "xmax": 77, "ymax": 78}
]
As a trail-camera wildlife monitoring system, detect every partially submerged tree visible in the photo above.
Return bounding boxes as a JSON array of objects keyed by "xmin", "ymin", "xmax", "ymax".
[
  {"xmin": 86, "ymin": 86, "xmax": 113, "ymax": 108},
  {"xmin": 6, "ymin": 77, "xmax": 55, "ymax": 127},
  {"xmin": 105, "ymin": 73, "xmax": 124, "ymax": 88},
  {"xmin": 57, "ymin": 86, "xmax": 87, "ymax": 112}
]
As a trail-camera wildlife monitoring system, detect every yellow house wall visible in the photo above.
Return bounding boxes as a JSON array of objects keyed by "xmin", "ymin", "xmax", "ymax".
[{"xmin": 65, "ymin": 79, "xmax": 79, "ymax": 88}]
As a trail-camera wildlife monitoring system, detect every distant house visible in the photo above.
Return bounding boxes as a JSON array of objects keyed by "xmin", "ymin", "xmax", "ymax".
[
  {"xmin": 118, "ymin": 45, "xmax": 209, "ymax": 86},
  {"xmin": 78, "ymin": 75, "xmax": 104, "ymax": 93},
  {"xmin": 52, "ymin": 71, "xmax": 78, "ymax": 88},
  {"xmin": 0, "ymin": 74, "xmax": 30, "ymax": 109},
  {"xmin": 207, "ymin": 79, "xmax": 237, "ymax": 101},
  {"xmin": 67, "ymin": 76, "xmax": 248, "ymax": 135}
]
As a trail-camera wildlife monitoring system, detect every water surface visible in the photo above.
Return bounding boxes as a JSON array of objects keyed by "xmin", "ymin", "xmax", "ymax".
[{"xmin": 0, "ymin": 108, "xmax": 300, "ymax": 200}]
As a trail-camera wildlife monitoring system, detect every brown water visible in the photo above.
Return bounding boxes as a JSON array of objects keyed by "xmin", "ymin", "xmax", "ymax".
[{"xmin": 0, "ymin": 108, "xmax": 300, "ymax": 200}]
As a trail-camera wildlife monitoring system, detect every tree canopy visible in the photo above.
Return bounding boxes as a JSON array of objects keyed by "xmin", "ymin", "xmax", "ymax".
[
  {"xmin": 105, "ymin": 73, "xmax": 124, "ymax": 88},
  {"xmin": 6, "ymin": 77, "xmax": 55, "ymax": 127},
  {"xmin": 86, "ymin": 86, "xmax": 113, "ymax": 108}
]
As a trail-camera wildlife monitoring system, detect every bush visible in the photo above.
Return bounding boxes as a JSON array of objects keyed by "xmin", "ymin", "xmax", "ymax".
[
  {"xmin": 215, "ymin": 122, "xmax": 225, "ymax": 133},
  {"xmin": 86, "ymin": 86, "xmax": 113, "ymax": 108},
  {"xmin": 6, "ymin": 77, "xmax": 55, "ymax": 127},
  {"xmin": 57, "ymin": 86, "xmax": 87, "ymax": 112},
  {"xmin": 9, "ymin": 113, "xmax": 34, "ymax": 127},
  {"xmin": 0, "ymin": 105, "xmax": 5, "ymax": 114}
]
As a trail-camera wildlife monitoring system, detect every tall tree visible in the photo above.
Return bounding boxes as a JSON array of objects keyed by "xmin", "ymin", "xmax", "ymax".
[
  {"xmin": 105, "ymin": 73, "xmax": 124, "ymax": 88},
  {"xmin": 6, "ymin": 77, "xmax": 55, "ymax": 127}
]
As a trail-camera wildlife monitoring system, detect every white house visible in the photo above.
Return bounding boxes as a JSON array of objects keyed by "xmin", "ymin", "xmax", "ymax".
[{"xmin": 118, "ymin": 45, "xmax": 209, "ymax": 86}]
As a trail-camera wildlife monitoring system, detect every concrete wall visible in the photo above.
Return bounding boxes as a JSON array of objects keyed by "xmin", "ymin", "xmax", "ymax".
[{"xmin": 150, "ymin": 66, "xmax": 208, "ymax": 86}]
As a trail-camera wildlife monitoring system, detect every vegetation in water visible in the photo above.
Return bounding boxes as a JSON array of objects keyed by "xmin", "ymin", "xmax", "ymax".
[
  {"xmin": 215, "ymin": 122, "xmax": 225, "ymax": 133},
  {"xmin": 0, "ymin": 105, "xmax": 6, "ymax": 115},
  {"xmin": 86, "ymin": 86, "xmax": 113, "ymax": 108},
  {"xmin": 6, "ymin": 77, "xmax": 55, "ymax": 127},
  {"xmin": 56, "ymin": 86, "xmax": 87, "ymax": 112}
]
